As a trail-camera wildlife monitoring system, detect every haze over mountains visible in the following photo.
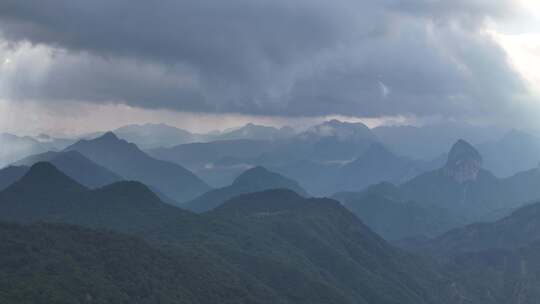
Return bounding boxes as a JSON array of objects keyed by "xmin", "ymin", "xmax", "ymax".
[
  {"xmin": 64, "ymin": 132, "xmax": 210, "ymax": 203},
  {"xmin": 5, "ymin": 120, "xmax": 540, "ymax": 187},
  {"xmin": 0, "ymin": 133, "xmax": 48, "ymax": 169},
  {"xmin": 477, "ymin": 130, "xmax": 540, "ymax": 177},
  {"xmin": 4, "ymin": 120, "xmax": 540, "ymax": 304},
  {"xmin": 4, "ymin": 153, "xmax": 540, "ymax": 303},
  {"xmin": 183, "ymin": 166, "xmax": 308, "ymax": 213},
  {"xmin": 13, "ymin": 150, "xmax": 122, "ymax": 188},
  {"xmin": 0, "ymin": 133, "xmax": 79, "ymax": 168},
  {"xmin": 0, "ymin": 162, "xmax": 460, "ymax": 303},
  {"xmin": 372, "ymin": 123, "xmax": 507, "ymax": 160},
  {"xmin": 93, "ymin": 122, "xmax": 296, "ymax": 150},
  {"xmin": 3, "ymin": 0, "xmax": 540, "ymax": 301},
  {"xmin": 3, "ymin": 121, "xmax": 540, "ymax": 302},
  {"xmin": 336, "ymin": 139, "xmax": 540, "ymax": 240},
  {"xmin": 5, "ymin": 120, "xmax": 540, "ymax": 212},
  {"xmin": 148, "ymin": 120, "xmax": 439, "ymax": 193}
]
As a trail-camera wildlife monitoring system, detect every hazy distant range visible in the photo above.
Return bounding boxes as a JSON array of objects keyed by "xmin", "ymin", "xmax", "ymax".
[{"xmin": 2, "ymin": 121, "xmax": 539, "ymax": 192}]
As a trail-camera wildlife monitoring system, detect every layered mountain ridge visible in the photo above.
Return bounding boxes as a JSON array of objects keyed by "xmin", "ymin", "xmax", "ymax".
[
  {"xmin": 337, "ymin": 139, "xmax": 540, "ymax": 240},
  {"xmin": 0, "ymin": 161, "xmax": 469, "ymax": 304},
  {"xmin": 65, "ymin": 132, "xmax": 210, "ymax": 203},
  {"xmin": 182, "ymin": 166, "xmax": 308, "ymax": 212}
]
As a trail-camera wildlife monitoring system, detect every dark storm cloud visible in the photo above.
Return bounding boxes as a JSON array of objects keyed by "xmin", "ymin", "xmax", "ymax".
[
  {"xmin": 0, "ymin": 0, "xmax": 528, "ymax": 119},
  {"xmin": 0, "ymin": 0, "xmax": 362, "ymax": 78}
]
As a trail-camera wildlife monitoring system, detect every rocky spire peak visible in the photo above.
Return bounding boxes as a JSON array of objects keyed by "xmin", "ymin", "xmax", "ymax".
[{"xmin": 444, "ymin": 139, "xmax": 482, "ymax": 183}]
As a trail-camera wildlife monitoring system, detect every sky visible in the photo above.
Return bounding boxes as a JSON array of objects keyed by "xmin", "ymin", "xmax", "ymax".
[{"xmin": 0, "ymin": 0, "xmax": 539, "ymax": 136}]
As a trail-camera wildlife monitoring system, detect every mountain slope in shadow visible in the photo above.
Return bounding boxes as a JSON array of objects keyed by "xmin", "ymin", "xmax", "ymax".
[
  {"xmin": 65, "ymin": 132, "xmax": 211, "ymax": 203},
  {"xmin": 0, "ymin": 162, "xmax": 466, "ymax": 304},
  {"xmin": 183, "ymin": 166, "xmax": 308, "ymax": 212},
  {"xmin": 14, "ymin": 150, "xmax": 122, "ymax": 188}
]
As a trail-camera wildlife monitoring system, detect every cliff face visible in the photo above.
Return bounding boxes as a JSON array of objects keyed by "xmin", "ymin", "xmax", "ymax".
[{"xmin": 444, "ymin": 139, "xmax": 482, "ymax": 183}]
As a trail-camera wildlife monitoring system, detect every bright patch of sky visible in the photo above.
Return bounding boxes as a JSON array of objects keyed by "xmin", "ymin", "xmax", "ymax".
[{"xmin": 488, "ymin": 1, "xmax": 540, "ymax": 96}]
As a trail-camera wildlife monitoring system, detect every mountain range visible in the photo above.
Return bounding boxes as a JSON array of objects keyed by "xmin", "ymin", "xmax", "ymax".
[
  {"xmin": 0, "ymin": 162, "xmax": 197, "ymax": 233},
  {"xmin": 183, "ymin": 166, "xmax": 308, "ymax": 212},
  {"xmin": 0, "ymin": 161, "xmax": 472, "ymax": 304},
  {"xmin": 208, "ymin": 123, "xmax": 295, "ymax": 142},
  {"xmin": 65, "ymin": 132, "xmax": 210, "ymax": 203},
  {"xmin": 6, "ymin": 120, "xmax": 540, "ymax": 302},
  {"xmin": 84, "ymin": 125, "xmax": 540, "ymax": 183},
  {"xmin": 393, "ymin": 196, "xmax": 540, "ymax": 303},
  {"xmin": 0, "ymin": 133, "xmax": 48, "ymax": 168},
  {"xmin": 413, "ymin": 199, "xmax": 540, "ymax": 258},
  {"xmin": 0, "ymin": 133, "xmax": 78, "ymax": 168},
  {"xmin": 149, "ymin": 120, "xmax": 438, "ymax": 194},
  {"xmin": 476, "ymin": 130, "xmax": 540, "ymax": 177},
  {"xmin": 5, "ymin": 121, "xmax": 540, "ymax": 184},
  {"xmin": 148, "ymin": 139, "xmax": 275, "ymax": 187},
  {"xmin": 108, "ymin": 122, "xmax": 295, "ymax": 150},
  {"xmin": 147, "ymin": 120, "xmax": 378, "ymax": 167},
  {"xmin": 0, "ymin": 221, "xmax": 280, "ymax": 304},
  {"xmin": 113, "ymin": 123, "xmax": 199, "ymax": 149},
  {"xmin": 7, "ymin": 155, "xmax": 540, "ymax": 302},
  {"xmin": 13, "ymin": 150, "xmax": 122, "ymax": 188},
  {"xmin": 336, "ymin": 139, "xmax": 540, "ymax": 240},
  {"xmin": 372, "ymin": 122, "xmax": 506, "ymax": 160}
]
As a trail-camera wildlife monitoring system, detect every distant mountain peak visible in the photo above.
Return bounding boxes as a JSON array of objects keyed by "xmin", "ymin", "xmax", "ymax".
[
  {"xmin": 12, "ymin": 150, "xmax": 123, "ymax": 189},
  {"xmin": 231, "ymin": 166, "xmax": 308, "ymax": 196},
  {"xmin": 67, "ymin": 131, "xmax": 135, "ymax": 152},
  {"xmin": 446, "ymin": 139, "xmax": 482, "ymax": 165},
  {"xmin": 65, "ymin": 130, "xmax": 210, "ymax": 203},
  {"xmin": 25, "ymin": 161, "xmax": 62, "ymax": 176},
  {"xmin": 232, "ymin": 166, "xmax": 271, "ymax": 185},
  {"xmin": 183, "ymin": 166, "xmax": 308, "ymax": 213},
  {"xmin": 303, "ymin": 120, "xmax": 374, "ymax": 142},
  {"xmin": 444, "ymin": 139, "xmax": 482, "ymax": 183},
  {"xmin": 99, "ymin": 131, "xmax": 120, "ymax": 141},
  {"xmin": 13, "ymin": 162, "xmax": 86, "ymax": 193},
  {"xmin": 214, "ymin": 123, "xmax": 292, "ymax": 141},
  {"xmin": 323, "ymin": 119, "xmax": 370, "ymax": 130}
]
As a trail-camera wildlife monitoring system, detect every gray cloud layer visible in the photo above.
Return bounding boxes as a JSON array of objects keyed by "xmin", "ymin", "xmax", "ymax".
[{"xmin": 0, "ymin": 0, "xmax": 529, "ymax": 120}]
